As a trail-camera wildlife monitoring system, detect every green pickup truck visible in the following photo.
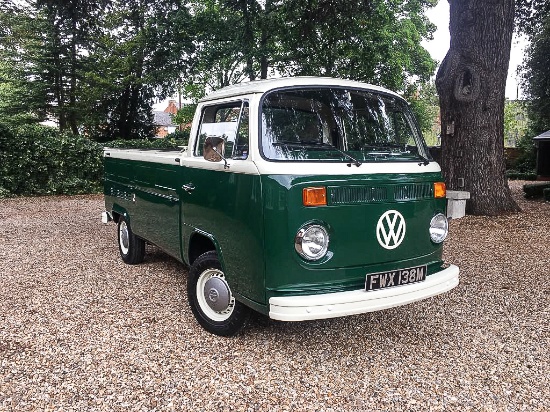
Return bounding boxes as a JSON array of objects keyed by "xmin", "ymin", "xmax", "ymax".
[{"xmin": 102, "ymin": 77, "xmax": 459, "ymax": 336}]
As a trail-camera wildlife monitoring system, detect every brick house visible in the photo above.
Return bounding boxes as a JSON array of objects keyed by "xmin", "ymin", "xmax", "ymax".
[{"xmin": 153, "ymin": 100, "xmax": 178, "ymax": 138}]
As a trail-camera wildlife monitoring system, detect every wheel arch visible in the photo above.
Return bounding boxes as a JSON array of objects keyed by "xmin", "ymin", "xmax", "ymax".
[
  {"xmin": 110, "ymin": 204, "xmax": 130, "ymax": 224},
  {"xmin": 187, "ymin": 230, "xmax": 225, "ymax": 269}
]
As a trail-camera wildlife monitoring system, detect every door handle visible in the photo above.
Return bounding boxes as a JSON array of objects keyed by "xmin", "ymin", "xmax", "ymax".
[{"xmin": 182, "ymin": 183, "xmax": 195, "ymax": 193}]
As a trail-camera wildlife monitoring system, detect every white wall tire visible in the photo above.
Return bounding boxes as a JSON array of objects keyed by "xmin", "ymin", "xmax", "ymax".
[
  {"xmin": 117, "ymin": 217, "xmax": 145, "ymax": 265},
  {"xmin": 187, "ymin": 251, "xmax": 250, "ymax": 336},
  {"xmin": 195, "ymin": 268, "xmax": 235, "ymax": 322}
]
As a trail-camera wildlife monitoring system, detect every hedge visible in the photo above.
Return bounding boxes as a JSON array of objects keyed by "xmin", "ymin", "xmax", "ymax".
[
  {"xmin": 505, "ymin": 170, "xmax": 537, "ymax": 181},
  {"xmin": 0, "ymin": 123, "xmax": 186, "ymax": 198},
  {"xmin": 523, "ymin": 182, "xmax": 550, "ymax": 198}
]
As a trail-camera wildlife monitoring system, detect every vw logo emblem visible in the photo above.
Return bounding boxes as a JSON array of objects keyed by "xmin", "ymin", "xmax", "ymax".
[
  {"xmin": 208, "ymin": 288, "xmax": 219, "ymax": 303},
  {"xmin": 376, "ymin": 210, "xmax": 406, "ymax": 250}
]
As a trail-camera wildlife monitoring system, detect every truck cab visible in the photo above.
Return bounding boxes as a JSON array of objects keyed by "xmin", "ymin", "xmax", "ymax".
[{"xmin": 103, "ymin": 77, "xmax": 459, "ymax": 336}]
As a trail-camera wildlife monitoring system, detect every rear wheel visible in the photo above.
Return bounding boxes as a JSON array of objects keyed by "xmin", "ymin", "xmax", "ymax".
[
  {"xmin": 117, "ymin": 217, "xmax": 145, "ymax": 264},
  {"xmin": 187, "ymin": 251, "xmax": 250, "ymax": 336}
]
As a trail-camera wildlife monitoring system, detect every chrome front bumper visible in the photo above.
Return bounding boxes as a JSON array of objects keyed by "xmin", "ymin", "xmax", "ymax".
[{"xmin": 269, "ymin": 264, "xmax": 459, "ymax": 321}]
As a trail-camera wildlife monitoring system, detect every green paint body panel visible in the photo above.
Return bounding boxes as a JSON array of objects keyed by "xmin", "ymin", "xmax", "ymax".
[
  {"xmin": 105, "ymin": 155, "xmax": 447, "ymax": 316},
  {"xmin": 104, "ymin": 157, "xmax": 182, "ymax": 259},
  {"xmin": 261, "ymin": 172, "xmax": 446, "ymax": 301},
  {"xmin": 104, "ymin": 156, "xmax": 266, "ymax": 305},
  {"xmin": 179, "ymin": 166, "xmax": 265, "ymax": 304}
]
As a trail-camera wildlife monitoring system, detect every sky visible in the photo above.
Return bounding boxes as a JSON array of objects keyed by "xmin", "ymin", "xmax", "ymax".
[{"xmin": 421, "ymin": 0, "xmax": 528, "ymax": 100}]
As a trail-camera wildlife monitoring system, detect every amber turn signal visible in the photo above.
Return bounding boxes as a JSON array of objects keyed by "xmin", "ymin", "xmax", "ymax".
[
  {"xmin": 303, "ymin": 187, "xmax": 327, "ymax": 206},
  {"xmin": 434, "ymin": 182, "xmax": 446, "ymax": 198}
]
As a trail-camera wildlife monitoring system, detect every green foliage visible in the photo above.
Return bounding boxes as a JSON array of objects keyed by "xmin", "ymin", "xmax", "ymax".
[
  {"xmin": 521, "ymin": 14, "xmax": 550, "ymax": 136},
  {"xmin": 405, "ymin": 81, "xmax": 440, "ymax": 146},
  {"xmin": 80, "ymin": 0, "xmax": 195, "ymax": 141},
  {"xmin": 523, "ymin": 182, "xmax": 550, "ymax": 198},
  {"xmin": 512, "ymin": 130, "xmax": 537, "ymax": 173},
  {"xmin": 504, "ymin": 100, "xmax": 529, "ymax": 147},
  {"xmin": 105, "ymin": 137, "xmax": 188, "ymax": 150},
  {"xmin": 0, "ymin": 123, "xmax": 190, "ymax": 198},
  {"xmin": 515, "ymin": 0, "xmax": 550, "ymax": 37},
  {"xmin": 0, "ymin": 0, "xmax": 194, "ymax": 141},
  {"xmin": 0, "ymin": 9, "xmax": 49, "ymax": 126},
  {"xmin": 166, "ymin": 130, "xmax": 190, "ymax": 145},
  {"xmin": 506, "ymin": 170, "xmax": 537, "ymax": 180},
  {"xmin": 173, "ymin": 104, "xmax": 197, "ymax": 131},
  {"xmin": 0, "ymin": 123, "xmax": 103, "ymax": 197},
  {"xmin": 275, "ymin": 0, "xmax": 437, "ymax": 91},
  {"xmin": 2, "ymin": 0, "xmax": 439, "ymax": 142},
  {"xmin": 183, "ymin": 0, "xmax": 437, "ymax": 99}
]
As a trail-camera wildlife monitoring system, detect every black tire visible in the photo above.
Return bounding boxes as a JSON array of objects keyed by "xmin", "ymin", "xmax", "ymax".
[
  {"xmin": 187, "ymin": 251, "xmax": 250, "ymax": 336},
  {"xmin": 117, "ymin": 217, "xmax": 145, "ymax": 264}
]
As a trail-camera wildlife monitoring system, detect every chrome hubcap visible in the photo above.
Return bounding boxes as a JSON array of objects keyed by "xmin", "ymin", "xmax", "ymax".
[
  {"xmin": 196, "ymin": 269, "xmax": 235, "ymax": 321},
  {"xmin": 204, "ymin": 276, "xmax": 231, "ymax": 312}
]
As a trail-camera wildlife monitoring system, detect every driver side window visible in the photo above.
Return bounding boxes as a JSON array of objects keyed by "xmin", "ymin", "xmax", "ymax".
[{"xmin": 195, "ymin": 101, "xmax": 249, "ymax": 160}]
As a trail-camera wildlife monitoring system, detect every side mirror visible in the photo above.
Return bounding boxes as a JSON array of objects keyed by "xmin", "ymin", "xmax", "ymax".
[{"xmin": 203, "ymin": 136, "xmax": 225, "ymax": 162}]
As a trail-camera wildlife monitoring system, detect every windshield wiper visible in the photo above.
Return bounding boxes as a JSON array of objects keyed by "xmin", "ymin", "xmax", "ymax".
[
  {"xmin": 364, "ymin": 144, "xmax": 430, "ymax": 165},
  {"xmin": 418, "ymin": 153, "xmax": 430, "ymax": 166},
  {"xmin": 272, "ymin": 141, "xmax": 362, "ymax": 167}
]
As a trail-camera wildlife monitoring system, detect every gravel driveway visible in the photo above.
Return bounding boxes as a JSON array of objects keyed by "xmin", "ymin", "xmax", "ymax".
[{"xmin": 1, "ymin": 181, "xmax": 548, "ymax": 411}]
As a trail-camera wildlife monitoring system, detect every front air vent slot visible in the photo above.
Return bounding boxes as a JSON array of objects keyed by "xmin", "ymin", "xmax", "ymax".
[
  {"xmin": 329, "ymin": 186, "xmax": 389, "ymax": 204},
  {"xmin": 328, "ymin": 183, "xmax": 433, "ymax": 205},
  {"xmin": 394, "ymin": 183, "xmax": 433, "ymax": 201}
]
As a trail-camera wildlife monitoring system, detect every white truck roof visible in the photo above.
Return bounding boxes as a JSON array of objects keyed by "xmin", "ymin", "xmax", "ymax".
[{"xmin": 199, "ymin": 76, "xmax": 402, "ymax": 103}]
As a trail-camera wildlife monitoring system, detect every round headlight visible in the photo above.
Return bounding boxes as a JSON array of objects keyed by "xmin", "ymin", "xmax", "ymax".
[
  {"xmin": 430, "ymin": 213, "xmax": 448, "ymax": 243},
  {"xmin": 295, "ymin": 224, "xmax": 329, "ymax": 261}
]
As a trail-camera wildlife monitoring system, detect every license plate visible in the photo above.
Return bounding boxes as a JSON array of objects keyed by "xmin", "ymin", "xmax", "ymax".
[{"xmin": 365, "ymin": 265, "xmax": 427, "ymax": 291}]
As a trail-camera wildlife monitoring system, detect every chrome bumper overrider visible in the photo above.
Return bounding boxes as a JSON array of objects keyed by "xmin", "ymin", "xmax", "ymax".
[
  {"xmin": 101, "ymin": 211, "xmax": 112, "ymax": 224},
  {"xmin": 269, "ymin": 264, "xmax": 459, "ymax": 321}
]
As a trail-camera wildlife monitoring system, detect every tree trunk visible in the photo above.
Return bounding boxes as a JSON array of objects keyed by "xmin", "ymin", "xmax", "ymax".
[
  {"xmin": 116, "ymin": 87, "xmax": 131, "ymax": 139},
  {"xmin": 51, "ymin": 21, "xmax": 67, "ymax": 132},
  {"xmin": 68, "ymin": 18, "xmax": 79, "ymax": 135},
  {"xmin": 436, "ymin": 0, "xmax": 520, "ymax": 216}
]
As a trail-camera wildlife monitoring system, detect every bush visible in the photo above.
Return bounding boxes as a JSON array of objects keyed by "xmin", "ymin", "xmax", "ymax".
[
  {"xmin": 512, "ymin": 133, "xmax": 537, "ymax": 173},
  {"xmin": 523, "ymin": 182, "xmax": 550, "ymax": 198},
  {"xmin": 167, "ymin": 129, "xmax": 190, "ymax": 144},
  {"xmin": 0, "ymin": 123, "xmax": 188, "ymax": 198},
  {"xmin": 506, "ymin": 170, "xmax": 537, "ymax": 180},
  {"xmin": 104, "ymin": 137, "xmax": 187, "ymax": 150},
  {"xmin": 0, "ymin": 123, "xmax": 104, "ymax": 197},
  {"xmin": 544, "ymin": 188, "xmax": 550, "ymax": 201}
]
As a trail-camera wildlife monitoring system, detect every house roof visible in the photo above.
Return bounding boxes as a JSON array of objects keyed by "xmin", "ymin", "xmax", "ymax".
[
  {"xmin": 153, "ymin": 111, "xmax": 175, "ymax": 127},
  {"xmin": 533, "ymin": 130, "xmax": 550, "ymax": 140},
  {"xmin": 199, "ymin": 76, "xmax": 402, "ymax": 103}
]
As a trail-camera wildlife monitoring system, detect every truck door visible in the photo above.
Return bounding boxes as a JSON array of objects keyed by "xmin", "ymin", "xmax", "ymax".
[{"xmin": 180, "ymin": 101, "xmax": 265, "ymax": 304}]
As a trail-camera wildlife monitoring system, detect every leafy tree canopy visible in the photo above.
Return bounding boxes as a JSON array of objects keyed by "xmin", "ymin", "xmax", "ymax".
[
  {"xmin": 181, "ymin": 0, "xmax": 437, "ymax": 99},
  {"xmin": 521, "ymin": 13, "xmax": 550, "ymax": 134},
  {"xmin": 1, "ymin": 0, "xmax": 438, "ymax": 139},
  {"xmin": 515, "ymin": 0, "xmax": 550, "ymax": 37}
]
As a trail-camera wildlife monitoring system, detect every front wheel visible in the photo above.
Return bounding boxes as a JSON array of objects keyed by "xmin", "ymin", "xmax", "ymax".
[
  {"xmin": 187, "ymin": 251, "xmax": 250, "ymax": 336},
  {"xmin": 117, "ymin": 217, "xmax": 145, "ymax": 264}
]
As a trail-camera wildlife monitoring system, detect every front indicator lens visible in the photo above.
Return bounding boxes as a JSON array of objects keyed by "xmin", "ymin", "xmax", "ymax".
[
  {"xmin": 295, "ymin": 224, "xmax": 329, "ymax": 260},
  {"xmin": 430, "ymin": 213, "xmax": 449, "ymax": 243},
  {"xmin": 434, "ymin": 182, "xmax": 446, "ymax": 198},
  {"xmin": 303, "ymin": 187, "xmax": 327, "ymax": 206}
]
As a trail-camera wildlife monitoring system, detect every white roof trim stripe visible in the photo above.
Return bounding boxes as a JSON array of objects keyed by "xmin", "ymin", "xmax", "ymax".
[
  {"xmin": 199, "ymin": 77, "xmax": 402, "ymax": 103},
  {"xmin": 104, "ymin": 148, "xmax": 183, "ymax": 165}
]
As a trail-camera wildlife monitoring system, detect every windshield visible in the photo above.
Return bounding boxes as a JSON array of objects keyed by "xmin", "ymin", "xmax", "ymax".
[{"xmin": 261, "ymin": 87, "xmax": 430, "ymax": 163}]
